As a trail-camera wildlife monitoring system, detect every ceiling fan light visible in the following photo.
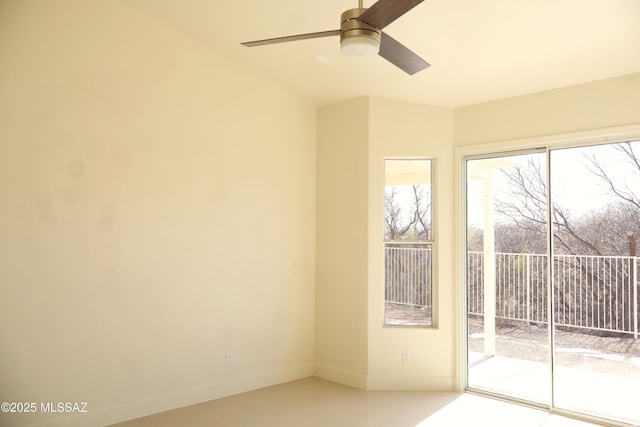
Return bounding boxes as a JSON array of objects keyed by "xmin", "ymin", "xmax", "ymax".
[{"xmin": 340, "ymin": 36, "xmax": 380, "ymax": 57}]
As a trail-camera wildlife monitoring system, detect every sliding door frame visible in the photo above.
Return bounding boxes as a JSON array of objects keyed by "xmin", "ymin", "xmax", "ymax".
[
  {"xmin": 462, "ymin": 147, "xmax": 550, "ymax": 409},
  {"xmin": 455, "ymin": 124, "xmax": 640, "ymax": 426}
]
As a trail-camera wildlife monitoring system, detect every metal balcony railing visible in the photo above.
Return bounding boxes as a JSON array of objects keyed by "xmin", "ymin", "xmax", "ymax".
[
  {"xmin": 385, "ymin": 248, "xmax": 640, "ymax": 337},
  {"xmin": 467, "ymin": 252, "xmax": 640, "ymax": 338},
  {"xmin": 385, "ymin": 243, "xmax": 432, "ymax": 308}
]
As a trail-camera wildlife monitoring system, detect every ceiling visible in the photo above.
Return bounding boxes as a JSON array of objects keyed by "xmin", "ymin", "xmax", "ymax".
[{"xmin": 123, "ymin": 0, "xmax": 640, "ymax": 107}]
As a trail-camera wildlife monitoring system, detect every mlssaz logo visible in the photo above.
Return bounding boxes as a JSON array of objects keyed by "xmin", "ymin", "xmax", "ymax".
[{"xmin": 40, "ymin": 402, "xmax": 88, "ymax": 413}]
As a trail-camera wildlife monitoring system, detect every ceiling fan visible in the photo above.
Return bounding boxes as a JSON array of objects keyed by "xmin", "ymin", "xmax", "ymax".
[{"xmin": 241, "ymin": 0, "xmax": 430, "ymax": 75}]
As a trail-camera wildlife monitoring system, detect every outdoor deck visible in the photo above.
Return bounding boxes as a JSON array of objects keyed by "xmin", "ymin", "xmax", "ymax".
[
  {"xmin": 467, "ymin": 317, "xmax": 640, "ymax": 425},
  {"xmin": 385, "ymin": 302, "xmax": 432, "ymax": 326},
  {"xmin": 468, "ymin": 317, "xmax": 640, "ymax": 367}
]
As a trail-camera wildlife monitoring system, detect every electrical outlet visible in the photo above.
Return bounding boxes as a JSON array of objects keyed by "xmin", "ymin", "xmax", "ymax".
[
  {"xmin": 402, "ymin": 350, "xmax": 411, "ymax": 363},
  {"xmin": 226, "ymin": 352, "xmax": 234, "ymax": 367}
]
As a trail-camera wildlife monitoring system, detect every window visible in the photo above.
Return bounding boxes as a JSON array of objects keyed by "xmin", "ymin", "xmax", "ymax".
[{"xmin": 384, "ymin": 159, "xmax": 433, "ymax": 326}]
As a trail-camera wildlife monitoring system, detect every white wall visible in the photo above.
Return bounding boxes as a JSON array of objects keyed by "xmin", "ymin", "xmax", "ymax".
[{"xmin": 0, "ymin": 1, "xmax": 317, "ymax": 426}]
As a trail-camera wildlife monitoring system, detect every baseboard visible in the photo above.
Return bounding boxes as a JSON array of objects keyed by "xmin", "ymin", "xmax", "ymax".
[
  {"xmin": 27, "ymin": 364, "xmax": 314, "ymax": 427},
  {"xmin": 313, "ymin": 364, "xmax": 368, "ymax": 389},
  {"xmin": 366, "ymin": 375, "xmax": 455, "ymax": 391}
]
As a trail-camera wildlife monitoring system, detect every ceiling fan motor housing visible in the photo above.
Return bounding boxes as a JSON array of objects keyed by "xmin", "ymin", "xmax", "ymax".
[{"xmin": 340, "ymin": 8, "xmax": 381, "ymax": 56}]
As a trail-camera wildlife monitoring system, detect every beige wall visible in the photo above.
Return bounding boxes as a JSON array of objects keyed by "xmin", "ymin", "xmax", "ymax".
[
  {"xmin": 315, "ymin": 97, "xmax": 370, "ymax": 388},
  {"xmin": 455, "ymin": 73, "xmax": 640, "ymax": 146},
  {"xmin": 0, "ymin": 1, "xmax": 316, "ymax": 426},
  {"xmin": 367, "ymin": 98, "xmax": 456, "ymax": 390},
  {"xmin": 315, "ymin": 97, "xmax": 456, "ymax": 390}
]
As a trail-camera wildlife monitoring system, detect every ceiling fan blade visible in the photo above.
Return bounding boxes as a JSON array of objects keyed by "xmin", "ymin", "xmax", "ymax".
[
  {"xmin": 242, "ymin": 30, "xmax": 340, "ymax": 47},
  {"xmin": 359, "ymin": 0, "xmax": 424, "ymax": 30},
  {"xmin": 379, "ymin": 32, "xmax": 430, "ymax": 75}
]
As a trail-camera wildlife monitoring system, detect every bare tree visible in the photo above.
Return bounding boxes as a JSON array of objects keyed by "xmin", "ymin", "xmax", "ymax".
[
  {"xmin": 385, "ymin": 186, "xmax": 414, "ymax": 240},
  {"xmin": 494, "ymin": 156, "xmax": 603, "ymax": 255},
  {"xmin": 584, "ymin": 141, "xmax": 640, "ymax": 214},
  {"xmin": 384, "ymin": 184, "xmax": 431, "ymax": 241},
  {"xmin": 495, "ymin": 222, "xmax": 546, "ymax": 254},
  {"xmin": 410, "ymin": 184, "xmax": 432, "ymax": 241}
]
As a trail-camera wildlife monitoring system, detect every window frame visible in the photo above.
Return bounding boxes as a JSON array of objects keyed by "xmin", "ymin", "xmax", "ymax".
[{"xmin": 383, "ymin": 158, "xmax": 436, "ymax": 328}]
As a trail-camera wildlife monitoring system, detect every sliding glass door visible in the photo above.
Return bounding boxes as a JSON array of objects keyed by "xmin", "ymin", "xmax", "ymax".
[
  {"xmin": 550, "ymin": 144, "xmax": 640, "ymax": 424},
  {"xmin": 466, "ymin": 151, "xmax": 550, "ymax": 405},
  {"xmin": 465, "ymin": 141, "xmax": 640, "ymax": 425}
]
